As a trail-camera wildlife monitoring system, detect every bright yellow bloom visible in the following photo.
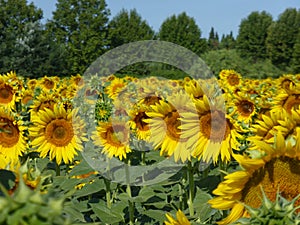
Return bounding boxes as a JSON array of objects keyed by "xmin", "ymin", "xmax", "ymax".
[
  {"xmin": 208, "ymin": 131, "xmax": 300, "ymax": 224},
  {"xmin": 30, "ymin": 104, "xmax": 87, "ymax": 165},
  {"xmin": 0, "ymin": 108, "xmax": 27, "ymax": 162},
  {"xmin": 92, "ymin": 120, "xmax": 131, "ymax": 160},
  {"xmin": 165, "ymin": 210, "xmax": 191, "ymax": 225}
]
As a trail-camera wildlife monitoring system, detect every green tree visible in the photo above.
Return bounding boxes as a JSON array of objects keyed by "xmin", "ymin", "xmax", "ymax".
[
  {"xmin": 236, "ymin": 11, "xmax": 273, "ymax": 62},
  {"xmin": 13, "ymin": 22, "xmax": 68, "ymax": 77},
  {"xmin": 291, "ymin": 31, "xmax": 300, "ymax": 73},
  {"xmin": 220, "ymin": 31, "xmax": 236, "ymax": 49},
  {"xmin": 46, "ymin": 0, "xmax": 110, "ymax": 75},
  {"xmin": 266, "ymin": 8, "xmax": 300, "ymax": 70},
  {"xmin": 158, "ymin": 12, "xmax": 207, "ymax": 55},
  {"xmin": 108, "ymin": 8, "xmax": 154, "ymax": 48},
  {"xmin": 208, "ymin": 27, "xmax": 219, "ymax": 50},
  {"xmin": 0, "ymin": 0, "xmax": 43, "ymax": 75}
]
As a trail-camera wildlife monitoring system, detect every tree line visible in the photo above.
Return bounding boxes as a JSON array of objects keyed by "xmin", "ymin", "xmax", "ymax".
[{"xmin": 0, "ymin": 0, "xmax": 299, "ymax": 78}]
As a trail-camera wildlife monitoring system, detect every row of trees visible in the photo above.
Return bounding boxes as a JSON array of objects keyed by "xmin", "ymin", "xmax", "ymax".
[{"xmin": 0, "ymin": 0, "xmax": 299, "ymax": 78}]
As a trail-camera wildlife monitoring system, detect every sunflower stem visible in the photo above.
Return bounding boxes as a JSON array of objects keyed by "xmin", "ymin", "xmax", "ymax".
[
  {"xmin": 187, "ymin": 161, "xmax": 195, "ymax": 217},
  {"xmin": 178, "ymin": 183, "xmax": 183, "ymax": 210},
  {"xmin": 125, "ymin": 159, "xmax": 134, "ymax": 225},
  {"xmin": 104, "ymin": 178, "xmax": 112, "ymax": 209},
  {"xmin": 141, "ymin": 151, "xmax": 146, "ymax": 166},
  {"xmin": 219, "ymin": 159, "xmax": 228, "ymax": 181},
  {"xmin": 55, "ymin": 162, "xmax": 60, "ymax": 176}
]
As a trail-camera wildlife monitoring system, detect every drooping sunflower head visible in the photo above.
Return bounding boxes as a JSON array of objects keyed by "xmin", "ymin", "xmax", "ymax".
[
  {"xmin": 276, "ymin": 74, "xmax": 296, "ymax": 92},
  {"xmin": 209, "ymin": 131, "xmax": 300, "ymax": 224},
  {"xmin": 0, "ymin": 108, "xmax": 27, "ymax": 162},
  {"xmin": 30, "ymin": 104, "xmax": 87, "ymax": 165}
]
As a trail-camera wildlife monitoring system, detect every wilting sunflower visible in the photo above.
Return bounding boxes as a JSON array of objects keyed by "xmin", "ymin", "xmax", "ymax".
[
  {"xmin": 208, "ymin": 131, "xmax": 300, "ymax": 224},
  {"xmin": 0, "ymin": 108, "xmax": 27, "ymax": 161},
  {"xmin": 180, "ymin": 95, "xmax": 241, "ymax": 164},
  {"xmin": 164, "ymin": 210, "xmax": 191, "ymax": 225},
  {"xmin": 30, "ymin": 104, "xmax": 87, "ymax": 165},
  {"xmin": 144, "ymin": 92, "xmax": 197, "ymax": 162},
  {"xmin": 92, "ymin": 120, "xmax": 131, "ymax": 160}
]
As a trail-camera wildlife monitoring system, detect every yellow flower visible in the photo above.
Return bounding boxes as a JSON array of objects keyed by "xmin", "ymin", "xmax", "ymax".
[
  {"xmin": 208, "ymin": 131, "xmax": 300, "ymax": 224},
  {"xmin": 165, "ymin": 210, "xmax": 191, "ymax": 225},
  {"xmin": 30, "ymin": 104, "xmax": 87, "ymax": 165},
  {"xmin": 105, "ymin": 77, "xmax": 127, "ymax": 100},
  {"xmin": 180, "ymin": 95, "xmax": 241, "ymax": 164},
  {"xmin": 92, "ymin": 120, "xmax": 131, "ymax": 160},
  {"xmin": 0, "ymin": 108, "xmax": 27, "ymax": 162},
  {"xmin": 0, "ymin": 75, "xmax": 20, "ymax": 110},
  {"xmin": 219, "ymin": 69, "xmax": 242, "ymax": 93},
  {"xmin": 145, "ymin": 92, "xmax": 196, "ymax": 162}
]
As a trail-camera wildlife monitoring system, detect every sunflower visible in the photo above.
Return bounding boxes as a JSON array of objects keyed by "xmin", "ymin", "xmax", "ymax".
[
  {"xmin": 219, "ymin": 69, "xmax": 242, "ymax": 93},
  {"xmin": 92, "ymin": 120, "xmax": 131, "ymax": 160},
  {"xmin": 0, "ymin": 108, "xmax": 27, "ymax": 162},
  {"xmin": 144, "ymin": 92, "xmax": 197, "ymax": 162},
  {"xmin": 38, "ymin": 76, "xmax": 58, "ymax": 91},
  {"xmin": 208, "ymin": 131, "xmax": 300, "ymax": 224},
  {"xmin": 0, "ymin": 75, "xmax": 19, "ymax": 110},
  {"xmin": 105, "ymin": 77, "xmax": 127, "ymax": 100},
  {"xmin": 271, "ymin": 84, "xmax": 300, "ymax": 114},
  {"xmin": 29, "ymin": 92, "xmax": 58, "ymax": 117},
  {"xmin": 180, "ymin": 95, "xmax": 241, "ymax": 164},
  {"xmin": 129, "ymin": 103, "xmax": 151, "ymax": 141},
  {"xmin": 21, "ymin": 89, "xmax": 34, "ymax": 105},
  {"xmin": 164, "ymin": 210, "xmax": 191, "ymax": 225},
  {"xmin": 30, "ymin": 104, "xmax": 87, "ymax": 165},
  {"xmin": 227, "ymin": 91, "xmax": 257, "ymax": 125}
]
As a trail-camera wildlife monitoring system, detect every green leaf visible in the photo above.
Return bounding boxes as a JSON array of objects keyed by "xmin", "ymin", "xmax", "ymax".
[{"xmin": 90, "ymin": 202, "xmax": 124, "ymax": 224}]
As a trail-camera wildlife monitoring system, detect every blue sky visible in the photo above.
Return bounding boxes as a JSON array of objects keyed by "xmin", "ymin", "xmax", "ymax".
[{"xmin": 30, "ymin": 0, "xmax": 299, "ymax": 38}]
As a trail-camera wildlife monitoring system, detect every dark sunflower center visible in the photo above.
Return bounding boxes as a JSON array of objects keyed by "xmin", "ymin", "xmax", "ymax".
[
  {"xmin": 106, "ymin": 124, "xmax": 128, "ymax": 146},
  {"xmin": 241, "ymin": 157, "xmax": 300, "ymax": 211},
  {"xmin": 134, "ymin": 111, "xmax": 149, "ymax": 131},
  {"xmin": 228, "ymin": 74, "xmax": 240, "ymax": 86},
  {"xmin": 44, "ymin": 80, "xmax": 55, "ymax": 89},
  {"xmin": 200, "ymin": 110, "xmax": 230, "ymax": 142},
  {"xmin": 238, "ymin": 100, "xmax": 254, "ymax": 116},
  {"xmin": 0, "ymin": 85, "xmax": 13, "ymax": 103},
  {"xmin": 164, "ymin": 110, "xmax": 181, "ymax": 140},
  {"xmin": 45, "ymin": 119, "xmax": 74, "ymax": 146},
  {"xmin": 0, "ymin": 119, "xmax": 19, "ymax": 147}
]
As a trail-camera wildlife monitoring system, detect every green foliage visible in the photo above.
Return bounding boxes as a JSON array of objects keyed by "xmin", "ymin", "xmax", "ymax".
[
  {"xmin": 266, "ymin": 8, "xmax": 300, "ymax": 70},
  {"xmin": 158, "ymin": 12, "xmax": 208, "ymax": 55},
  {"xmin": 208, "ymin": 27, "xmax": 220, "ymax": 50},
  {"xmin": 46, "ymin": 0, "xmax": 111, "ymax": 75},
  {"xmin": 291, "ymin": 31, "xmax": 300, "ymax": 74},
  {"xmin": 220, "ymin": 31, "xmax": 236, "ymax": 50},
  {"xmin": 0, "ymin": 0, "xmax": 44, "ymax": 77},
  {"xmin": 108, "ymin": 8, "xmax": 154, "ymax": 48},
  {"xmin": 202, "ymin": 49, "xmax": 283, "ymax": 78},
  {"xmin": 235, "ymin": 188, "xmax": 300, "ymax": 225},
  {"xmin": 236, "ymin": 11, "xmax": 273, "ymax": 61}
]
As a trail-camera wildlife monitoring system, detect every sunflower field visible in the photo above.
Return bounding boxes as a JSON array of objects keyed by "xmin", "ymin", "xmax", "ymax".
[{"xmin": 0, "ymin": 69, "xmax": 300, "ymax": 225}]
